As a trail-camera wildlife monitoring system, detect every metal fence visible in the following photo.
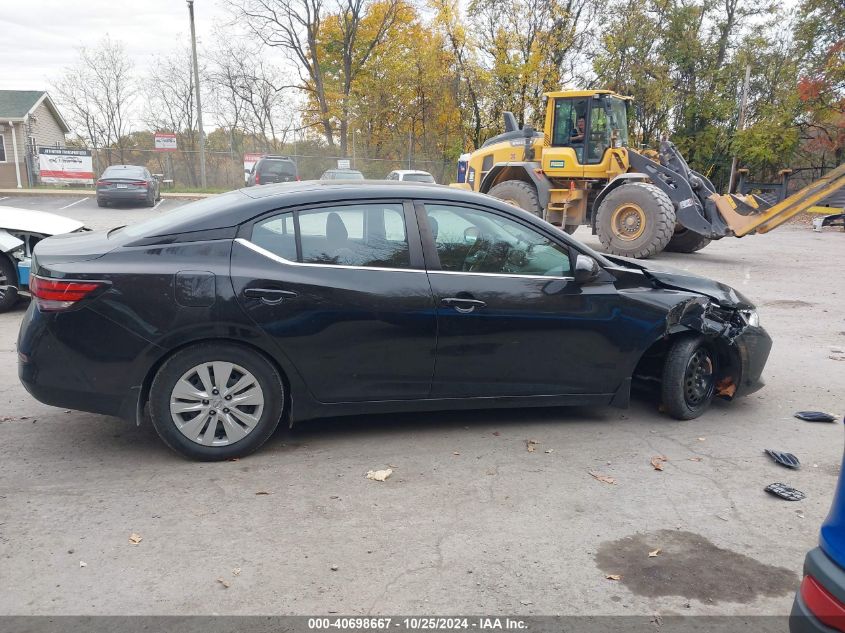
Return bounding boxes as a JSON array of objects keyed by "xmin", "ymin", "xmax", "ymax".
[{"xmin": 72, "ymin": 147, "xmax": 458, "ymax": 190}]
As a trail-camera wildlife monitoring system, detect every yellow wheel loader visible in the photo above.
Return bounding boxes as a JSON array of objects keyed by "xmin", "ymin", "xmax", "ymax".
[{"xmin": 453, "ymin": 89, "xmax": 845, "ymax": 258}]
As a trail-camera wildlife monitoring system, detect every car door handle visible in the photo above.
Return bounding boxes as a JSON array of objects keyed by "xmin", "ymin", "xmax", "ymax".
[
  {"xmin": 441, "ymin": 297, "xmax": 486, "ymax": 313},
  {"xmin": 244, "ymin": 288, "xmax": 298, "ymax": 305}
]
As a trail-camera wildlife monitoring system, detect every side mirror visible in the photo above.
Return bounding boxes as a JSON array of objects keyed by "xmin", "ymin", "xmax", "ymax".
[{"xmin": 574, "ymin": 254, "xmax": 600, "ymax": 284}]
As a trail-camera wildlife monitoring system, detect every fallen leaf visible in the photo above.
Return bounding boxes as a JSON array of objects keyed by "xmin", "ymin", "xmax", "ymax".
[
  {"xmin": 648, "ymin": 548, "xmax": 661, "ymax": 558},
  {"xmin": 387, "ymin": 464, "xmax": 398, "ymax": 469},
  {"xmin": 255, "ymin": 491, "xmax": 271, "ymax": 495},
  {"xmin": 650, "ymin": 455, "xmax": 668, "ymax": 471},
  {"xmin": 330, "ymin": 565, "xmax": 339, "ymax": 571},
  {"xmin": 519, "ymin": 599, "xmax": 533, "ymax": 605},
  {"xmin": 217, "ymin": 578, "xmax": 230, "ymax": 588},
  {"xmin": 232, "ymin": 568, "xmax": 241, "ymax": 576},
  {"xmin": 589, "ymin": 471, "xmax": 616, "ymax": 485},
  {"xmin": 697, "ymin": 437, "xmax": 706, "ymax": 442},
  {"xmin": 79, "ymin": 561, "xmax": 87, "ymax": 568},
  {"xmin": 128, "ymin": 533, "xmax": 143, "ymax": 545},
  {"xmin": 526, "ymin": 439, "xmax": 540, "ymax": 452},
  {"xmin": 688, "ymin": 457, "xmax": 703, "ymax": 462},
  {"xmin": 544, "ymin": 449, "xmax": 554, "ymax": 454},
  {"xmin": 453, "ymin": 452, "xmax": 460, "ymax": 456},
  {"xmin": 366, "ymin": 468, "xmax": 393, "ymax": 482},
  {"xmin": 606, "ymin": 574, "xmax": 622, "ymax": 581}
]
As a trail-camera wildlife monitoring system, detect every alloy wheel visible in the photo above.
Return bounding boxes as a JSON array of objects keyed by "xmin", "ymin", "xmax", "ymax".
[{"xmin": 169, "ymin": 361, "xmax": 265, "ymax": 446}]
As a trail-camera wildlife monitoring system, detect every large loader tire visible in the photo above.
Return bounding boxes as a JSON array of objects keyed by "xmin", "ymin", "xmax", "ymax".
[
  {"xmin": 596, "ymin": 182, "xmax": 675, "ymax": 259},
  {"xmin": 665, "ymin": 228, "xmax": 711, "ymax": 253},
  {"xmin": 488, "ymin": 180, "xmax": 543, "ymax": 218}
]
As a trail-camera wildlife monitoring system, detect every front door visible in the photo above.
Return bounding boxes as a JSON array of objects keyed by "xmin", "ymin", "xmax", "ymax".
[
  {"xmin": 231, "ymin": 201, "xmax": 436, "ymax": 403},
  {"xmin": 420, "ymin": 201, "xmax": 627, "ymax": 398}
]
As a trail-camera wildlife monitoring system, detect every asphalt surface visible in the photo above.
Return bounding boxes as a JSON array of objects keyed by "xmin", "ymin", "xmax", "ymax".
[{"xmin": 1, "ymin": 193, "xmax": 844, "ymax": 617}]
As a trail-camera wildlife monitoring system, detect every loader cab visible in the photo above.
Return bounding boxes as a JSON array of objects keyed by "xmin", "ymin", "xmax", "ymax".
[{"xmin": 543, "ymin": 91, "xmax": 630, "ymax": 177}]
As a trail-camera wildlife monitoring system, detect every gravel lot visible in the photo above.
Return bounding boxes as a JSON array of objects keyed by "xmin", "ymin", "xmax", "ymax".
[{"xmin": 1, "ymin": 193, "xmax": 844, "ymax": 617}]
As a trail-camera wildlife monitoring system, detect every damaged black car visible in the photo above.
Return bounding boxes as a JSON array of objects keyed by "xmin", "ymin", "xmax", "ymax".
[{"xmin": 17, "ymin": 182, "xmax": 772, "ymax": 460}]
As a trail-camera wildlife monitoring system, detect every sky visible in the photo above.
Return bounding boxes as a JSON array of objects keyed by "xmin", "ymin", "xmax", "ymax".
[{"xmin": 0, "ymin": 0, "xmax": 233, "ymax": 92}]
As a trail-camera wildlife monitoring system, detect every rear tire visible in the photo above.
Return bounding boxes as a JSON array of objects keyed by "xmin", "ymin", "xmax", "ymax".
[
  {"xmin": 665, "ymin": 228, "xmax": 711, "ymax": 253},
  {"xmin": 149, "ymin": 342, "xmax": 285, "ymax": 461},
  {"xmin": 0, "ymin": 255, "xmax": 19, "ymax": 313},
  {"xmin": 661, "ymin": 336, "xmax": 716, "ymax": 420},
  {"xmin": 596, "ymin": 182, "xmax": 675, "ymax": 258},
  {"xmin": 97, "ymin": 199, "xmax": 107, "ymax": 208},
  {"xmin": 488, "ymin": 180, "xmax": 543, "ymax": 218}
]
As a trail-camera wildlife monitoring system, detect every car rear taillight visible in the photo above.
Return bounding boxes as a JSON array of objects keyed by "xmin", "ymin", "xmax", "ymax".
[
  {"xmin": 296, "ymin": 176, "xmax": 301, "ymax": 181},
  {"xmin": 801, "ymin": 575, "xmax": 845, "ymax": 631},
  {"xmin": 131, "ymin": 180, "xmax": 148, "ymax": 186},
  {"xmin": 29, "ymin": 276, "xmax": 106, "ymax": 312},
  {"xmin": 97, "ymin": 180, "xmax": 112, "ymax": 186},
  {"xmin": 255, "ymin": 172, "xmax": 261, "ymax": 185}
]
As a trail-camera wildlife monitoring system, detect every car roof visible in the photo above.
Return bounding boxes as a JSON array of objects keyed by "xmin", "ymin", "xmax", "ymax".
[
  {"xmin": 103, "ymin": 164, "xmax": 145, "ymax": 170},
  {"xmin": 392, "ymin": 170, "xmax": 432, "ymax": 175},
  {"xmin": 124, "ymin": 181, "xmax": 604, "ymax": 265}
]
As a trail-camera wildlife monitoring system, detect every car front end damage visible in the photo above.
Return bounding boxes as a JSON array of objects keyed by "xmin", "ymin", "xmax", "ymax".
[
  {"xmin": 662, "ymin": 293, "xmax": 771, "ymax": 399},
  {"xmin": 609, "ymin": 257, "xmax": 772, "ymax": 403}
]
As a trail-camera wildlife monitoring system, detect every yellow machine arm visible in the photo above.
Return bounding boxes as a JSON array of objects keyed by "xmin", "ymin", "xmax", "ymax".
[{"xmin": 713, "ymin": 163, "xmax": 845, "ymax": 237}]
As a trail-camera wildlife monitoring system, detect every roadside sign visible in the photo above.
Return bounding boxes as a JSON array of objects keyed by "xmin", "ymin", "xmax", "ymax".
[
  {"xmin": 244, "ymin": 152, "xmax": 265, "ymax": 182},
  {"xmin": 38, "ymin": 148, "xmax": 94, "ymax": 185},
  {"xmin": 337, "ymin": 159, "xmax": 351, "ymax": 169},
  {"xmin": 154, "ymin": 133, "xmax": 178, "ymax": 151}
]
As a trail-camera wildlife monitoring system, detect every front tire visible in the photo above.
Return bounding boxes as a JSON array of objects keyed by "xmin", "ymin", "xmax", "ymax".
[
  {"xmin": 661, "ymin": 336, "xmax": 716, "ymax": 420},
  {"xmin": 0, "ymin": 255, "xmax": 19, "ymax": 313},
  {"xmin": 665, "ymin": 228, "xmax": 711, "ymax": 253},
  {"xmin": 596, "ymin": 182, "xmax": 675, "ymax": 258},
  {"xmin": 149, "ymin": 343, "xmax": 284, "ymax": 460},
  {"xmin": 487, "ymin": 180, "xmax": 543, "ymax": 218}
]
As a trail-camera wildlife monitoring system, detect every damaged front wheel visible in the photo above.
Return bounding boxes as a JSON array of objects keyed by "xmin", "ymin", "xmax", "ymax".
[{"xmin": 661, "ymin": 336, "xmax": 716, "ymax": 420}]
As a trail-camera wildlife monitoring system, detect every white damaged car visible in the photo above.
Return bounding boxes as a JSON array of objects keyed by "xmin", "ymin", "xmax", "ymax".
[{"xmin": 0, "ymin": 207, "xmax": 88, "ymax": 312}]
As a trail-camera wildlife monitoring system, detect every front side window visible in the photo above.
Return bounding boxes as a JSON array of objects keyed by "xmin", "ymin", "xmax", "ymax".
[
  {"xmin": 251, "ymin": 204, "xmax": 411, "ymax": 269},
  {"xmin": 425, "ymin": 204, "xmax": 571, "ymax": 277}
]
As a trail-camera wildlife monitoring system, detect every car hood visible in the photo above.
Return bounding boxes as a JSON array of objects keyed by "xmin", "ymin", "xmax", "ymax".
[
  {"xmin": 604, "ymin": 255, "xmax": 755, "ymax": 310},
  {"xmin": 0, "ymin": 206, "xmax": 86, "ymax": 235}
]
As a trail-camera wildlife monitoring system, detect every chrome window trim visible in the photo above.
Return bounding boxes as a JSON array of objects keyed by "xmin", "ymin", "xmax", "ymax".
[
  {"xmin": 428, "ymin": 269, "xmax": 575, "ymax": 281},
  {"xmin": 235, "ymin": 238, "xmax": 425, "ymax": 274},
  {"xmin": 237, "ymin": 238, "xmax": 575, "ymax": 281}
]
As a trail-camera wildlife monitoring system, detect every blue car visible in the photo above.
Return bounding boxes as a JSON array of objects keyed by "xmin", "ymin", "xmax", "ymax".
[{"xmin": 791, "ymin": 430, "xmax": 845, "ymax": 632}]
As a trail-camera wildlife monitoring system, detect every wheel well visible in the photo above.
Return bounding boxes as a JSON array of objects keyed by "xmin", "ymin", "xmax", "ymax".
[
  {"xmin": 632, "ymin": 331, "xmax": 740, "ymax": 399},
  {"xmin": 137, "ymin": 337, "xmax": 292, "ymax": 425},
  {"xmin": 481, "ymin": 166, "xmax": 534, "ymax": 193}
]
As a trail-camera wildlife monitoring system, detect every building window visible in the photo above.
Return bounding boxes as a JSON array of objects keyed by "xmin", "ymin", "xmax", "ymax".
[{"xmin": 0, "ymin": 135, "xmax": 6, "ymax": 162}]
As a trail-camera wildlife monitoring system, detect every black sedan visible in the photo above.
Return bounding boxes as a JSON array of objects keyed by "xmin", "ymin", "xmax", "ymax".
[
  {"xmin": 18, "ymin": 182, "xmax": 772, "ymax": 460},
  {"xmin": 96, "ymin": 164, "xmax": 161, "ymax": 208}
]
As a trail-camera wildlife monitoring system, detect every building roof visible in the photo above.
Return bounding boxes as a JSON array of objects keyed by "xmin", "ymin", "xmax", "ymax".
[{"xmin": 0, "ymin": 90, "xmax": 70, "ymax": 133}]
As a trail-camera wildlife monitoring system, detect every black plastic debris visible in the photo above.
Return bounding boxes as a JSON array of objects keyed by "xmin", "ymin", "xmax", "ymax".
[
  {"xmin": 765, "ymin": 483, "xmax": 806, "ymax": 501},
  {"xmin": 765, "ymin": 449, "xmax": 801, "ymax": 469},
  {"xmin": 794, "ymin": 411, "xmax": 838, "ymax": 423}
]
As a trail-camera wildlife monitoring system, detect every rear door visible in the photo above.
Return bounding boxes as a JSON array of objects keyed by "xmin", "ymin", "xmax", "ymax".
[
  {"xmin": 231, "ymin": 200, "xmax": 436, "ymax": 403},
  {"xmin": 418, "ymin": 200, "xmax": 628, "ymax": 398}
]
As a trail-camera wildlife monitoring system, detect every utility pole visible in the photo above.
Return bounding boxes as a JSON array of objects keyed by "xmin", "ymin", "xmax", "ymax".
[
  {"xmin": 728, "ymin": 64, "xmax": 751, "ymax": 193},
  {"xmin": 408, "ymin": 126, "xmax": 412, "ymax": 170},
  {"xmin": 187, "ymin": 0, "xmax": 207, "ymax": 189}
]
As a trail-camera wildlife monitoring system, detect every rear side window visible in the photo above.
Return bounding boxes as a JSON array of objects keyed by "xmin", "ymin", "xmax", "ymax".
[{"xmin": 251, "ymin": 203, "xmax": 410, "ymax": 269}]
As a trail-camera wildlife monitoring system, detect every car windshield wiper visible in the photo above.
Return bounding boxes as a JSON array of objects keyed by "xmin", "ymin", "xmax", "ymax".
[{"xmin": 107, "ymin": 225, "xmax": 126, "ymax": 237}]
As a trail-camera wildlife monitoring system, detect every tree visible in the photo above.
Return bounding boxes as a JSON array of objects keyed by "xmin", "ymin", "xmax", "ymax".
[{"xmin": 53, "ymin": 35, "xmax": 136, "ymax": 167}]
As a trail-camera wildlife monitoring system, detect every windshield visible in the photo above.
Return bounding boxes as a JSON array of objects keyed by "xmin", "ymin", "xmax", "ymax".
[
  {"xmin": 102, "ymin": 166, "xmax": 144, "ymax": 179},
  {"xmin": 260, "ymin": 160, "xmax": 296, "ymax": 175},
  {"xmin": 403, "ymin": 173, "xmax": 435, "ymax": 183},
  {"xmin": 607, "ymin": 98, "xmax": 629, "ymax": 148}
]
